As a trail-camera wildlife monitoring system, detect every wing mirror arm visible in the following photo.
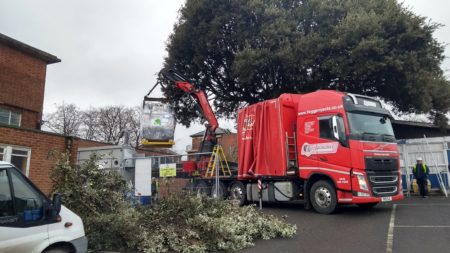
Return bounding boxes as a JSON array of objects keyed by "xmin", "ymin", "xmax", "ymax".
[{"xmin": 52, "ymin": 193, "xmax": 62, "ymax": 216}]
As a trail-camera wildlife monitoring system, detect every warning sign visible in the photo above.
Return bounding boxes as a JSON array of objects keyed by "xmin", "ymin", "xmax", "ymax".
[{"xmin": 159, "ymin": 163, "xmax": 176, "ymax": 177}]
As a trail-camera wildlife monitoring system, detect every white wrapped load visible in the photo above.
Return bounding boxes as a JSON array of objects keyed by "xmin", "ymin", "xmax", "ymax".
[{"xmin": 141, "ymin": 102, "xmax": 175, "ymax": 141}]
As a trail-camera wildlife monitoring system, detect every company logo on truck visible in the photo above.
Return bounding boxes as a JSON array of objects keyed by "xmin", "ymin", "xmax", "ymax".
[
  {"xmin": 241, "ymin": 114, "xmax": 256, "ymax": 140},
  {"xmin": 298, "ymin": 105, "xmax": 343, "ymax": 116},
  {"xmin": 243, "ymin": 115, "xmax": 255, "ymax": 131},
  {"xmin": 301, "ymin": 142, "xmax": 339, "ymax": 157}
]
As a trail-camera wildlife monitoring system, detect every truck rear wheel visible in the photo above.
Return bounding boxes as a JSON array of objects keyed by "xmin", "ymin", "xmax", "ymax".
[
  {"xmin": 195, "ymin": 180, "xmax": 210, "ymax": 198},
  {"xmin": 229, "ymin": 181, "xmax": 246, "ymax": 206},
  {"xmin": 310, "ymin": 180, "xmax": 337, "ymax": 214},
  {"xmin": 211, "ymin": 181, "xmax": 227, "ymax": 199}
]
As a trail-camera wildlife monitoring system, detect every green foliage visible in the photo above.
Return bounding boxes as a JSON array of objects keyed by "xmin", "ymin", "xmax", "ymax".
[
  {"xmin": 161, "ymin": 0, "xmax": 450, "ymax": 126},
  {"xmin": 52, "ymin": 153, "xmax": 296, "ymax": 252},
  {"xmin": 139, "ymin": 195, "xmax": 296, "ymax": 253},
  {"xmin": 51, "ymin": 153, "xmax": 142, "ymax": 252}
]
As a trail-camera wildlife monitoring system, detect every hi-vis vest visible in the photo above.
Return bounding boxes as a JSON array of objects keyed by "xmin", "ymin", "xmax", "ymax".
[
  {"xmin": 152, "ymin": 180, "xmax": 159, "ymax": 192},
  {"xmin": 413, "ymin": 164, "xmax": 427, "ymax": 174}
]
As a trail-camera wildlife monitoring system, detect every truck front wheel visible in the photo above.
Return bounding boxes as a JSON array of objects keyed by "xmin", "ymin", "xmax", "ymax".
[
  {"xmin": 310, "ymin": 180, "xmax": 337, "ymax": 214},
  {"xmin": 229, "ymin": 181, "xmax": 246, "ymax": 206}
]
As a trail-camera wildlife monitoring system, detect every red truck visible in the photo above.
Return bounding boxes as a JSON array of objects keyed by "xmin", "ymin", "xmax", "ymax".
[
  {"xmin": 162, "ymin": 72, "xmax": 404, "ymax": 214},
  {"xmin": 236, "ymin": 91, "xmax": 404, "ymax": 213}
]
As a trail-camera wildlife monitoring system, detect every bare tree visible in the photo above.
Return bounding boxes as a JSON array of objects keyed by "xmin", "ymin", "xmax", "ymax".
[
  {"xmin": 44, "ymin": 103, "xmax": 82, "ymax": 136},
  {"xmin": 80, "ymin": 108, "xmax": 99, "ymax": 141},
  {"xmin": 126, "ymin": 106, "xmax": 141, "ymax": 147},
  {"xmin": 96, "ymin": 106, "xmax": 130, "ymax": 143},
  {"xmin": 45, "ymin": 104, "xmax": 144, "ymax": 147}
]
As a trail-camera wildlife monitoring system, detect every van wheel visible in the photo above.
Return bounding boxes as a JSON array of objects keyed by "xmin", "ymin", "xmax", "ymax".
[
  {"xmin": 229, "ymin": 181, "xmax": 246, "ymax": 206},
  {"xmin": 195, "ymin": 180, "xmax": 210, "ymax": 198},
  {"xmin": 310, "ymin": 180, "xmax": 337, "ymax": 214},
  {"xmin": 43, "ymin": 247, "xmax": 72, "ymax": 253}
]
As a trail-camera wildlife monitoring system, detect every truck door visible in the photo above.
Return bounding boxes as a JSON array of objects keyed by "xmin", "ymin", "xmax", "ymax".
[
  {"xmin": 316, "ymin": 115, "xmax": 352, "ymax": 182},
  {"xmin": 0, "ymin": 167, "xmax": 49, "ymax": 253},
  {"xmin": 298, "ymin": 115, "xmax": 319, "ymax": 167}
]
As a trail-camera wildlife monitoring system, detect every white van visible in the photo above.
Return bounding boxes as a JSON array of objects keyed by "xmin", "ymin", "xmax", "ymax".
[{"xmin": 0, "ymin": 161, "xmax": 87, "ymax": 253}]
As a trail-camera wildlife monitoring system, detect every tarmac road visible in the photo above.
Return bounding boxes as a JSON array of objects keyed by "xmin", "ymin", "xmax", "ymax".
[{"xmin": 241, "ymin": 195, "xmax": 450, "ymax": 253}]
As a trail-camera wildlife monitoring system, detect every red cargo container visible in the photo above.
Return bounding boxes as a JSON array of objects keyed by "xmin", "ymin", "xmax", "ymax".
[{"xmin": 238, "ymin": 94, "xmax": 302, "ymax": 179}]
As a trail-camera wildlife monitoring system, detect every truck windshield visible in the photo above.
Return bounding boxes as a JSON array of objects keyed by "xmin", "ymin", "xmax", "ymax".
[{"xmin": 347, "ymin": 112, "xmax": 394, "ymax": 136}]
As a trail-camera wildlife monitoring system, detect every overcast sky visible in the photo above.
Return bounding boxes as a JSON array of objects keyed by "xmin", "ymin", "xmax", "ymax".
[{"xmin": 1, "ymin": 0, "xmax": 449, "ymax": 153}]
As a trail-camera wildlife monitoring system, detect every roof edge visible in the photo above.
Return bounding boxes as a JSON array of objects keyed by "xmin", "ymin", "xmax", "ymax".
[{"xmin": 0, "ymin": 33, "xmax": 61, "ymax": 64}]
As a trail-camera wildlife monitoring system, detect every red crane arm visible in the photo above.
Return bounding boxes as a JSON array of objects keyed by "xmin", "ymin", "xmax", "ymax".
[{"xmin": 175, "ymin": 81, "xmax": 219, "ymax": 133}]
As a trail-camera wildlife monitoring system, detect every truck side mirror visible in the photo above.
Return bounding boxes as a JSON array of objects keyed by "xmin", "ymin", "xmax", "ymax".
[
  {"xmin": 332, "ymin": 116, "xmax": 339, "ymax": 140},
  {"xmin": 52, "ymin": 193, "xmax": 62, "ymax": 215}
]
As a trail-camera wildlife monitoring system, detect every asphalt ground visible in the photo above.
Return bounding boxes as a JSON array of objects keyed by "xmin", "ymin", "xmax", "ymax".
[{"xmin": 241, "ymin": 195, "xmax": 450, "ymax": 253}]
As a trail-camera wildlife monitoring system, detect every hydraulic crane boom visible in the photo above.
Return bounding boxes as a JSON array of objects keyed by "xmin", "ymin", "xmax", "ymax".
[{"xmin": 162, "ymin": 70, "xmax": 219, "ymax": 151}]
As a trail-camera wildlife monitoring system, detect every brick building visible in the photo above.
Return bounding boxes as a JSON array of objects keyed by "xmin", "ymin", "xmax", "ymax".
[
  {"xmin": 187, "ymin": 128, "xmax": 238, "ymax": 162},
  {"xmin": 0, "ymin": 33, "xmax": 110, "ymax": 194}
]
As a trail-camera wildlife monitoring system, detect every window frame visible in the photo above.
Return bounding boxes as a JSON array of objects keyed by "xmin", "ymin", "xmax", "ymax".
[
  {"xmin": 0, "ymin": 168, "xmax": 15, "ymax": 218},
  {"xmin": 318, "ymin": 116, "xmax": 334, "ymax": 140},
  {"xmin": 0, "ymin": 108, "xmax": 21, "ymax": 127},
  {"xmin": 0, "ymin": 147, "xmax": 4, "ymax": 161},
  {"xmin": 0, "ymin": 166, "xmax": 55, "ymax": 228},
  {"xmin": 318, "ymin": 115, "xmax": 348, "ymax": 147},
  {"xmin": 0, "ymin": 145, "xmax": 31, "ymax": 176}
]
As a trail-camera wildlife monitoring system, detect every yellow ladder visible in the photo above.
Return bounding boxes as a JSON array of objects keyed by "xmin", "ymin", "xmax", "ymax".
[{"xmin": 205, "ymin": 145, "xmax": 231, "ymax": 177}]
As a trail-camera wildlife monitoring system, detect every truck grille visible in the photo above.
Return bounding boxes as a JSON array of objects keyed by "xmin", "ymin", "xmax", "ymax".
[
  {"xmin": 365, "ymin": 158, "xmax": 399, "ymax": 197},
  {"xmin": 373, "ymin": 186, "xmax": 398, "ymax": 195},
  {"xmin": 369, "ymin": 175, "xmax": 398, "ymax": 184}
]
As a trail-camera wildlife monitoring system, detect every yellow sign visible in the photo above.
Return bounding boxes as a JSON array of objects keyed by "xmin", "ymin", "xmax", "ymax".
[{"xmin": 159, "ymin": 163, "xmax": 176, "ymax": 177}]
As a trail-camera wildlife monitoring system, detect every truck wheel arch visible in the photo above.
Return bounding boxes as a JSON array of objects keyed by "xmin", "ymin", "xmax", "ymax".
[
  {"xmin": 306, "ymin": 173, "xmax": 338, "ymax": 202},
  {"xmin": 306, "ymin": 173, "xmax": 337, "ymax": 192}
]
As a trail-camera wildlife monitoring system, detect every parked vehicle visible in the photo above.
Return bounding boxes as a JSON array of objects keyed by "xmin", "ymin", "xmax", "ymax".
[
  {"xmin": 151, "ymin": 71, "xmax": 404, "ymax": 214},
  {"xmin": 0, "ymin": 161, "xmax": 87, "ymax": 253}
]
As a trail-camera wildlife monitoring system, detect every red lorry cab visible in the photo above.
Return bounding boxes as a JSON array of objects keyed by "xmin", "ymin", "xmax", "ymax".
[{"xmin": 238, "ymin": 90, "xmax": 403, "ymax": 212}]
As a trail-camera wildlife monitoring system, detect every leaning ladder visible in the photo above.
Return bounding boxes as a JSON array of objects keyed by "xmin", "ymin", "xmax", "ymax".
[
  {"xmin": 285, "ymin": 132, "xmax": 298, "ymax": 168},
  {"xmin": 205, "ymin": 145, "xmax": 231, "ymax": 177},
  {"xmin": 422, "ymin": 135, "xmax": 448, "ymax": 197}
]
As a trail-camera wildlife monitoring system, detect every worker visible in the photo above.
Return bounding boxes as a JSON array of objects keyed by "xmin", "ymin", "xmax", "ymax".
[
  {"xmin": 151, "ymin": 177, "xmax": 159, "ymax": 204},
  {"xmin": 413, "ymin": 157, "xmax": 429, "ymax": 198}
]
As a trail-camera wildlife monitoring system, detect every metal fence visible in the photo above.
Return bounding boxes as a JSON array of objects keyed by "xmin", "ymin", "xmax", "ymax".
[{"xmin": 398, "ymin": 136, "xmax": 450, "ymax": 196}]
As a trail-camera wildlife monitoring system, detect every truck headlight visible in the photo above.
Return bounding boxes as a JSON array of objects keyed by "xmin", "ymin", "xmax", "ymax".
[{"xmin": 357, "ymin": 174, "xmax": 369, "ymax": 191}]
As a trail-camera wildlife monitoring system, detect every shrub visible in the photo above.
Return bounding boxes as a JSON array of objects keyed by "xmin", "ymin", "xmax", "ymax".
[{"xmin": 52, "ymin": 153, "xmax": 296, "ymax": 252}]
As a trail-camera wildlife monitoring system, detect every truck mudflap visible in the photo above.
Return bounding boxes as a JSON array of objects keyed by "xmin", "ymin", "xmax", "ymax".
[{"xmin": 337, "ymin": 190, "xmax": 404, "ymax": 204}]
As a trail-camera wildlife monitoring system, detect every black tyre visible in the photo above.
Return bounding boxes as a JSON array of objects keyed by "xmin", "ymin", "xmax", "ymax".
[
  {"xmin": 310, "ymin": 180, "xmax": 337, "ymax": 214},
  {"xmin": 43, "ymin": 247, "xmax": 71, "ymax": 253},
  {"xmin": 211, "ymin": 181, "xmax": 227, "ymax": 199},
  {"xmin": 357, "ymin": 203, "xmax": 378, "ymax": 209},
  {"xmin": 228, "ymin": 181, "xmax": 246, "ymax": 206},
  {"xmin": 195, "ymin": 180, "xmax": 210, "ymax": 198}
]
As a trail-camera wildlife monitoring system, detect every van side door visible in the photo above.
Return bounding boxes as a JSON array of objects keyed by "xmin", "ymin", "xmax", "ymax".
[{"xmin": 0, "ymin": 167, "xmax": 49, "ymax": 253}]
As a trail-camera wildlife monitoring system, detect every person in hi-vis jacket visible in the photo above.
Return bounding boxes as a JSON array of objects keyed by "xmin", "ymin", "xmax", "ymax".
[{"xmin": 413, "ymin": 157, "xmax": 429, "ymax": 198}]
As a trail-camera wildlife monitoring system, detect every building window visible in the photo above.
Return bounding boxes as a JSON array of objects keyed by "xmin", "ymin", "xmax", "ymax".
[
  {"xmin": 0, "ymin": 145, "xmax": 31, "ymax": 176},
  {"xmin": 0, "ymin": 108, "xmax": 21, "ymax": 127}
]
